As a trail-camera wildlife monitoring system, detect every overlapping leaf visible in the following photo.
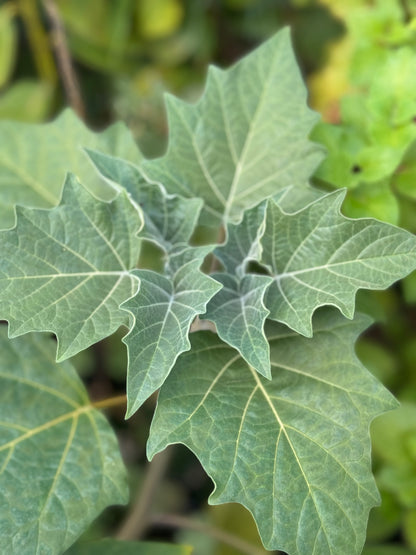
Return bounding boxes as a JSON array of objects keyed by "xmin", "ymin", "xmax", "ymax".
[
  {"xmin": 204, "ymin": 273, "xmax": 272, "ymax": 378},
  {"xmin": 123, "ymin": 251, "xmax": 221, "ymax": 417},
  {"xmin": 148, "ymin": 309, "xmax": 396, "ymax": 554},
  {"xmin": 0, "ymin": 174, "xmax": 142, "ymax": 360},
  {"xmin": 0, "ymin": 109, "xmax": 142, "ymax": 229},
  {"xmin": 86, "ymin": 149, "xmax": 203, "ymax": 253},
  {"xmin": 261, "ymin": 189, "xmax": 416, "ymax": 336},
  {"xmin": 141, "ymin": 27, "xmax": 323, "ymax": 225},
  {"xmin": 0, "ymin": 329, "xmax": 128, "ymax": 554}
]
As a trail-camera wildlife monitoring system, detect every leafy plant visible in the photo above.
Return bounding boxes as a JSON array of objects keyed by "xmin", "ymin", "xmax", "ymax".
[{"xmin": 1, "ymin": 27, "xmax": 416, "ymax": 555}]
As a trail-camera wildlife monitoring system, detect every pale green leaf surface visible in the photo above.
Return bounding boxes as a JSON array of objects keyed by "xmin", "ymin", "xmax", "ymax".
[
  {"xmin": 215, "ymin": 201, "xmax": 266, "ymax": 277},
  {"xmin": 204, "ymin": 273, "xmax": 272, "ymax": 378},
  {"xmin": 215, "ymin": 185, "xmax": 325, "ymax": 277},
  {"xmin": 66, "ymin": 539, "xmax": 192, "ymax": 555},
  {"xmin": 123, "ymin": 259, "xmax": 221, "ymax": 416},
  {"xmin": 148, "ymin": 309, "xmax": 396, "ymax": 554},
  {"xmin": 261, "ymin": 189, "xmax": 416, "ymax": 336},
  {"xmin": 86, "ymin": 149, "xmax": 203, "ymax": 252},
  {"xmin": 141, "ymin": 28, "xmax": 323, "ymax": 225},
  {"xmin": 0, "ymin": 109, "xmax": 142, "ymax": 229},
  {"xmin": 0, "ymin": 175, "xmax": 142, "ymax": 360},
  {"xmin": 0, "ymin": 330, "xmax": 128, "ymax": 555}
]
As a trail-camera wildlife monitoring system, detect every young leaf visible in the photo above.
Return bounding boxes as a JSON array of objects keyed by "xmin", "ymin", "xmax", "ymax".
[
  {"xmin": 203, "ymin": 273, "xmax": 272, "ymax": 378},
  {"xmin": 0, "ymin": 174, "xmax": 142, "ymax": 360},
  {"xmin": 86, "ymin": 149, "xmax": 203, "ymax": 253},
  {"xmin": 141, "ymin": 27, "xmax": 323, "ymax": 225},
  {"xmin": 148, "ymin": 309, "xmax": 397, "ymax": 554},
  {"xmin": 0, "ymin": 330, "xmax": 128, "ymax": 554},
  {"xmin": 0, "ymin": 109, "xmax": 142, "ymax": 229},
  {"xmin": 261, "ymin": 189, "xmax": 416, "ymax": 336},
  {"xmin": 214, "ymin": 200, "xmax": 266, "ymax": 277},
  {"xmin": 123, "ymin": 253, "xmax": 221, "ymax": 417}
]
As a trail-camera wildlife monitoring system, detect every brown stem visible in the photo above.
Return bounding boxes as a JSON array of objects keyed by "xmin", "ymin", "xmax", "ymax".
[
  {"xmin": 116, "ymin": 447, "xmax": 173, "ymax": 540},
  {"xmin": 150, "ymin": 513, "xmax": 268, "ymax": 555},
  {"xmin": 41, "ymin": 0, "xmax": 85, "ymax": 119}
]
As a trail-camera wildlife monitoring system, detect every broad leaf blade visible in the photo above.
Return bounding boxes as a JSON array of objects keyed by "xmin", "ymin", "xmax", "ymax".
[
  {"xmin": 86, "ymin": 149, "xmax": 203, "ymax": 252},
  {"xmin": 0, "ymin": 174, "xmax": 142, "ymax": 360},
  {"xmin": 148, "ymin": 309, "xmax": 396, "ymax": 554},
  {"xmin": 262, "ymin": 189, "xmax": 416, "ymax": 336},
  {"xmin": 204, "ymin": 273, "xmax": 272, "ymax": 378},
  {"xmin": 142, "ymin": 28, "xmax": 323, "ymax": 225},
  {"xmin": 123, "ymin": 257, "xmax": 221, "ymax": 417},
  {"xmin": 0, "ymin": 109, "xmax": 142, "ymax": 229},
  {"xmin": 0, "ymin": 330, "xmax": 128, "ymax": 554}
]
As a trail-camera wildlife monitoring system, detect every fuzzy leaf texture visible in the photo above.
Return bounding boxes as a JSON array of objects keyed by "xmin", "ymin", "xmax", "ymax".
[
  {"xmin": 148, "ymin": 309, "xmax": 397, "ymax": 555},
  {"xmin": 0, "ymin": 174, "xmax": 142, "ymax": 360},
  {"xmin": 0, "ymin": 329, "xmax": 128, "ymax": 554},
  {"xmin": 85, "ymin": 149, "xmax": 203, "ymax": 254},
  {"xmin": 141, "ymin": 27, "xmax": 324, "ymax": 225},
  {"xmin": 123, "ymin": 252, "xmax": 221, "ymax": 417},
  {"xmin": 84, "ymin": 151, "xmax": 222, "ymax": 413},
  {"xmin": 259, "ymin": 189, "xmax": 416, "ymax": 336},
  {"xmin": 0, "ymin": 109, "xmax": 142, "ymax": 229}
]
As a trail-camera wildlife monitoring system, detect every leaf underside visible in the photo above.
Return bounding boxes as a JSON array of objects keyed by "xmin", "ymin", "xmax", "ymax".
[
  {"xmin": 148, "ymin": 309, "xmax": 396, "ymax": 555},
  {"xmin": 0, "ymin": 330, "xmax": 128, "ymax": 554}
]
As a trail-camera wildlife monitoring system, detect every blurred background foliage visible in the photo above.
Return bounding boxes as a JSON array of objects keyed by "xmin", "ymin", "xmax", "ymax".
[{"xmin": 1, "ymin": 0, "xmax": 416, "ymax": 553}]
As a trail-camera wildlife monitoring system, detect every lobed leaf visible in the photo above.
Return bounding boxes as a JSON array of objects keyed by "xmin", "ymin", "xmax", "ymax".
[
  {"xmin": 203, "ymin": 273, "xmax": 272, "ymax": 378},
  {"xmin": 148, "ymin": 309, "xmax": 396, "ymax": 554},
  {"xmin": 0, "ymin": 174, "xmax": 142, "ymax": 360},
  {"xmin": 141, "ymin": 27, "xmax": 323, "ymax": 226},
  {"xmin": 123, "ymin": 253, "xmax": 221, "ymax": 417},
  {"xmin": 261, "ymin": 189, "xmax": 416, "ymax": 336},
  {"xmin": 0, "ymin": 329, "xmax": 128, "ymax": 554},
  {"xmin": 86, "ymin": 149, "xmax": 203, "ymax": 253},
  {"xmin": 0, "ymin": 109, "xmax": 142, "ymax": 229}
]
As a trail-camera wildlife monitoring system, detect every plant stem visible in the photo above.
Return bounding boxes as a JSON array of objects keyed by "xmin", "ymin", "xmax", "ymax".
[
  {"xmin": 41, "ymin": 0, "xmax": 85, "ymax": 119},
  {"xmin": 150, "ymin": 513, "xmax": 268, "ymax": 555},
  {"xmin": 91, "ymin": 394, "xmax": 127, "ymax": 410},
  {"xmin": 18, "ymin": 0, "xmax": 57, "ymax": 84},
  {"xmin": 116, "ymin": 447, "xmax": 173, "ymax": 540}
]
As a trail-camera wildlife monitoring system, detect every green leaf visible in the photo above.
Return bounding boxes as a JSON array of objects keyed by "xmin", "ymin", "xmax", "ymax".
[
  {"xmin": 85, "ymin": 149, "xmax": 203, "ymax": 253},
  {"xmin": 141, "ymin": 27, "xmax": 323, "ymax": 225},
  {"xmin": 0, "ymin": 109, "xmax": 142, "ymax": 229},
  {"xmin": 66, "ymin": 538, "xmax": 192, "ymax": 555},
  {"xmin": 0, "ymin": 4, "xmax": 17, "ymax": 88},
  {"xmin": 148, "ymin": 309, "xmax": 396, "ymax": 554},
  {"xmin": 0, "ymin": 329, "xmax": 128, "ymax": 554},
  {"xmin": 214, "ymin": 201, "xmax": 266, "ymax": 276},
  {"xmin": 261, "ymin": 189, "xmax": 416, "ymax": 336},
  {"xmin": 123, "ymin": 253, "xmax": 221, "ymax": 416},
  {"xmin": 0, "ymin": 174, "xmax": 142, "ymax": 360},
  {"xmin": 204, "ymin": 273, "xmax": 272, "ymax": 378}
]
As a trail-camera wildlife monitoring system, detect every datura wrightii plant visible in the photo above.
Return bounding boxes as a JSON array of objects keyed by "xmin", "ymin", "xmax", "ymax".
[{"xmin": 0, "ymin": 27, "xmax": 416, "ymax": 555}]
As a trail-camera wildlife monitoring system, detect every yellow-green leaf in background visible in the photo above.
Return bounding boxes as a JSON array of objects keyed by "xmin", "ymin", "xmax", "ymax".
[{"xmin": 0, "ymin": 4, "xmax": 17, "ymax": 89}]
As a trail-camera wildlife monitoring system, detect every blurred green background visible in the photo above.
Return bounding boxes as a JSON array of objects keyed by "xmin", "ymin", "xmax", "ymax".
[{"xmin": 1, "ymin": 1, "xmax": 416, "ymax": 553}]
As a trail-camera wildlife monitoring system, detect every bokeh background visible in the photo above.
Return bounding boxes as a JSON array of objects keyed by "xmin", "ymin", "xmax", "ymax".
[{"xmin": 1, "ymin": 1, "xmax": 416, "ymax": 553}]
